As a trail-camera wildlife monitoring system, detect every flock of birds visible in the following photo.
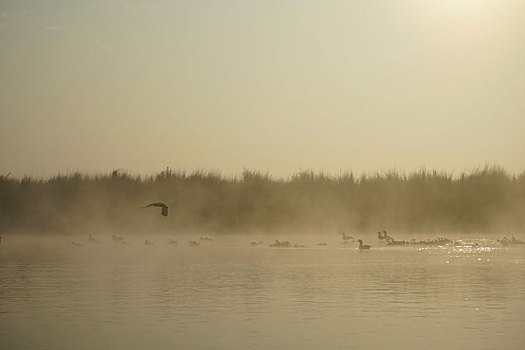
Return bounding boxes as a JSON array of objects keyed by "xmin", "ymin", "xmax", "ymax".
[
  {"xmin": 255, "ymin": 232, "xmax": 524, "ymax": 250},
  {"xmin": 69, "ymin": 235, "xmax": 374, "ymax": 249},
  {"xmin": 71, "ymin": 234, "xmax": 214, "ymax": 247},
  {"xmin": 67, "ymin": 230, "xmax": 478, "ymax": 251},
  {"xmin": 2, "ymin": 202, "xmax": 523, "ymax": 250},
  {"xmin": 1, "ymin": 230, "xmax": 524, "ymax": 250},
  {"xmin": 254, "ymin": 230, "xmax": 525, "ymax": 250},
  {"xmin": 139, "ymin": 202, "xmax": 373, "ymax": 249},
  {"xmin": 138, "ymin": 202, "xmax": 369, "ymax": 249}
]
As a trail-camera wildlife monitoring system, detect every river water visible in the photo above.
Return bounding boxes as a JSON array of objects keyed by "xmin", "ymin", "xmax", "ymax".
[{"xmin": 1, "ymin": 234, "xmax": 524, "ymax": 349}]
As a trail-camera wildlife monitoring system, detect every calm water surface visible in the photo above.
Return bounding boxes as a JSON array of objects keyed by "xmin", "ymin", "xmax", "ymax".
[{"xmin": 1, "ymin": 235, "xmax": 524, "ymax": 349}]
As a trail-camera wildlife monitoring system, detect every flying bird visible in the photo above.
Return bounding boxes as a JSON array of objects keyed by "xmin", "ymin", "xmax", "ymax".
[{"xmin": 142, "ymin": 202, "xmax": 168, "ymax": 216}]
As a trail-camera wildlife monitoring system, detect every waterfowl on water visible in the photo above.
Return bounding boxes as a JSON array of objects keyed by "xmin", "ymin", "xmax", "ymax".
[
  {"xmin": 498, "ymin": 235, "xmax": 525, "ymax": 246},
  {"xmin": 341, "ymin": 233, "xmax": 354, "ymax": 241},
  {"xmin": 142, "ymin": 202, "xmax": 168, "ymax": 216},
  {"xmin": 378, "ymin": 230, "xmax": 394, "ymax": 242},
  {"xmin": 357, "ymin": 239, "xmax": 371, "ymax": 250},
  {"xmin": 269, "ymin": 240, "xmax": 290, "ymax": 247},
  {"xmin": 387, "ymin": 240, "xmax": 408, "ymax": 246},
  {"xmin": 72, "ymin": 241, "xmax": 83, "ymax": 247},
  {"xmin": 383, "ymin": 230, "xmax": 394, "ymax": 242},
  {"xmin": 88, "ymin": 235, "xmax": 103, "ymax": 244},
  {"xmin": 112, "ymin": 234, "xmax": 126, "ymax": 243}
]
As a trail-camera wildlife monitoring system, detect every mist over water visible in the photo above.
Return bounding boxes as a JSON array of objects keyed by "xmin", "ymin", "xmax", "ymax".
[
  {"xmin": 2, "ymin": 0, "xmax": 524, "ymax": 347},
  {"xmin": 1, "ymin": 234, "xmax": 524, "ymax": 350},
  {"xmin": 1, "ymin": 167, "xmax": 524, "ymax": 235},
  {"xmin": 1, "ymin": 168, "xmax": 525, "ymax": 349}
]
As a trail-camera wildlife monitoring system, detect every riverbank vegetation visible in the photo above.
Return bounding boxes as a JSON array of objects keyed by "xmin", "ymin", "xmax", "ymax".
[{"xmin": 1, "ymin": 166, "xmax": 524, "ymax": 235}]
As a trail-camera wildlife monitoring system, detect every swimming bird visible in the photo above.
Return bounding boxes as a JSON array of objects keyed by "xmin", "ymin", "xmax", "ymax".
[
  {"xmin": 341, "ymin": 233, "xmax": 354, "ymax": 241},
  {"xmin": 88, "ymin": 235, "xmax": 103, "ymax": 244},
  {"xmin": 382, "ymin": 230, "xmax": 394, "ymax": 242},
  {"xmin": 142, "ymin": 202, "xmax": 168, "ymax": 216},
  {"xmin": 357, "ymin": 239, "xmax": 371, "ymax": 250},
  {"xmin": 270, "ymin": 240, "xmax": 290, "ymax": 247},
  {"xmin": 112, "ymin": 234, "xmax": 125, "ymax": 243}
]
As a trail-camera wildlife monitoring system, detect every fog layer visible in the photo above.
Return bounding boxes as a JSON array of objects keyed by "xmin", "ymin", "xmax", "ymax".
[{"xmin": 1, "ymin": 167, "xmax": 523, "ymax": 235}]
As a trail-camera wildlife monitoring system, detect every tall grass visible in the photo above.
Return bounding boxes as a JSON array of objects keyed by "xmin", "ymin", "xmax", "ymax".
[{"xmin": 1, "ymin": 166, "xmax": 524, "ymax": 234}]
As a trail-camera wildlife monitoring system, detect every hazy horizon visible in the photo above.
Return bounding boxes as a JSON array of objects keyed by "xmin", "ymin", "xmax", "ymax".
[
  {"xmin": 1, "ymin": 0, "xmax": 524, "ymax": 178},
  {"xmin": 2, "ymin": 2, "xmax": 525, "ymax": 350}
]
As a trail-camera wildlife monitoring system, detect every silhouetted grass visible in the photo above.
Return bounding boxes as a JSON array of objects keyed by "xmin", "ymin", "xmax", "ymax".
[{"xmin": 1, "ymin": 166, "xmax": 524, "ymax": 234}]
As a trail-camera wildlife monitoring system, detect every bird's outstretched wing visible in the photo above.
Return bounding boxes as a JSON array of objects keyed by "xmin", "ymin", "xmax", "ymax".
[
  {"xmin": 142, "ymin": 202, "xmax": 169, "ymax": 216},
  {"xmin": 142, "ymin": 202, "xmax": 167, "ymax": 209}
]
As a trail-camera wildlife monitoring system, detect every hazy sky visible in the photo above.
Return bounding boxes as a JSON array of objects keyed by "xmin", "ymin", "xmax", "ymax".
[{"xmin": 1, "ymin": 0, "xmax": 524, "ymax": 178}]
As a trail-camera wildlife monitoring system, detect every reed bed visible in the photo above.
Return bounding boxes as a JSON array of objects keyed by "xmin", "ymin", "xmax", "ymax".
[{"xmin": 1, "ymin": 166, "xmax": 524, "ymax": 234}]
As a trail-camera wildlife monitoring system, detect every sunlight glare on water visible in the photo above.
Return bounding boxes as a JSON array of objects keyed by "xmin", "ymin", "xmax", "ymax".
[{"xmin": 0, "ymin": 234, "xmax": 524, "ymax": 350}]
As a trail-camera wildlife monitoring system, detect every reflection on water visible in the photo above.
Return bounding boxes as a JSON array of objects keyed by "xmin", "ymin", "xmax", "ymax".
[{"xmin": 1, "ymin": 235, "xmax": 524, "ymax": 349}]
